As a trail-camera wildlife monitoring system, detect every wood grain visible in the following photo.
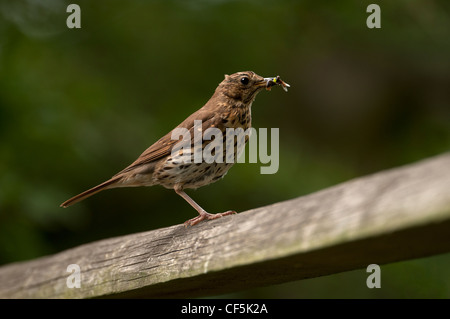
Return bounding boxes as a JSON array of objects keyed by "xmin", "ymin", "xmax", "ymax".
[{"xmin": 1, "ymin": 153, "xmax": 449, "ymax": 298}]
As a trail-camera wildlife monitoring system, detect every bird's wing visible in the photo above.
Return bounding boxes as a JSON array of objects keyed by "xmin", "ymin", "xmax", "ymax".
[{"xmin": 113, "ymin": 108, "xmax": 217, "ymax": 176}]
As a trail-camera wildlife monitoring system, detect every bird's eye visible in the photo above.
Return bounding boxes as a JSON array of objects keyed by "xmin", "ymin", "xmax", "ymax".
[{"xmin": 240, "ymin": 77, "xmax": 249, "ymax": 85}]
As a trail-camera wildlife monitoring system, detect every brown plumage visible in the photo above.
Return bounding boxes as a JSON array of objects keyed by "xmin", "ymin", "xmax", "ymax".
[{"xmin": 61, "ymin": 71, "xmax": 289, "ymax": 225}]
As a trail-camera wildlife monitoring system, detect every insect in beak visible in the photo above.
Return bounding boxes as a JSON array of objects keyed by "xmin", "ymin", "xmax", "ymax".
[{"xmin": 263, "ymin": 76, "xmax": 290, "ymax": 92}]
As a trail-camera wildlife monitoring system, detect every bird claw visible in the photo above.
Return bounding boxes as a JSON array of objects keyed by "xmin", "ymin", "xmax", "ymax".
[{"xmin": 184, "ymin": 210, "xmax": 236, "ymax": 226}]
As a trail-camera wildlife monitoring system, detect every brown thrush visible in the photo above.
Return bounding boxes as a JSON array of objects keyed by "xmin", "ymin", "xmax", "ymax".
[{"xmin": 61, "ymin": 71, "xmax": 290, "ymax": 226}]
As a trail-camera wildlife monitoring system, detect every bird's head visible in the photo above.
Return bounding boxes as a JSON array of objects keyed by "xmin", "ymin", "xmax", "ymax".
[{"xmin": 217, "ymin": 71, "xmax": 289, "ymax": 105}]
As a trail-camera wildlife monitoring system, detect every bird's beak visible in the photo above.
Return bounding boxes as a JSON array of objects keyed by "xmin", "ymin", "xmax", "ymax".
[{"xmin": 262, "ymin": 76, "xmax": 291, "ymax": 92}]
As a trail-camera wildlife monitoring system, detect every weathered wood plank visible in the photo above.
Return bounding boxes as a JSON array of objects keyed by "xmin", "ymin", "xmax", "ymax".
[{"xmin": 1, "ymin": 152, "xmax": 449, "ymax": 298}]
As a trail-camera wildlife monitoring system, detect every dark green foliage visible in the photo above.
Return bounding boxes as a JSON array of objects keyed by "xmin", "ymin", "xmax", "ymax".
[{"xmin": 0, "ymin": 0, "xmax": 449, "ymax": 297}]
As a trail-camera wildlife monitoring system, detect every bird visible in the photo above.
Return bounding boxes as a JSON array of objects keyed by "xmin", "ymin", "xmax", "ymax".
[{"xmin": 60, "ymin": 71, "xmax": 290, "ymax": 226}]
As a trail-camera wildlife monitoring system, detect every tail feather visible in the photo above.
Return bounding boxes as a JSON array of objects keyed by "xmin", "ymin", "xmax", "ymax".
[{"xmin": 60, "ymin": 177, "xmax": 121, "ymax": 208}]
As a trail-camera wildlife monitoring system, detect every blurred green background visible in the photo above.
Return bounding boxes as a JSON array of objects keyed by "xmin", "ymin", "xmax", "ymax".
[{"xmin": 0, "ymin": 0, "xmax": 449, "ymax": 298}]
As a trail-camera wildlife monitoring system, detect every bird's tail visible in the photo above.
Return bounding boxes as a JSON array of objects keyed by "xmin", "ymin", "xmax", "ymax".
[{"xmin": 60, "ymin": 176, "xmax": 122, "ymax": 208}]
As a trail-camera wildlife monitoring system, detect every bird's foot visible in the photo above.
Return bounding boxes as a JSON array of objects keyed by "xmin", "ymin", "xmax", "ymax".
[{"xmin": 184, "ymin": 210, "xmax": 236, "ymax": 226}]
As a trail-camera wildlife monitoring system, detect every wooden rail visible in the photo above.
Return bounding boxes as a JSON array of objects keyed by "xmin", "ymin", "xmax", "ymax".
[{"xmin": 1, "ymin": 152, "xmax": 449, "ymax": 298}]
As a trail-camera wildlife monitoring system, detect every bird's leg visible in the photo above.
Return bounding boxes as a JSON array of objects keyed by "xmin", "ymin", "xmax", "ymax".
[{"xmin": 174, "ymin": 187, "xmax": 236, "ymax": 226}]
